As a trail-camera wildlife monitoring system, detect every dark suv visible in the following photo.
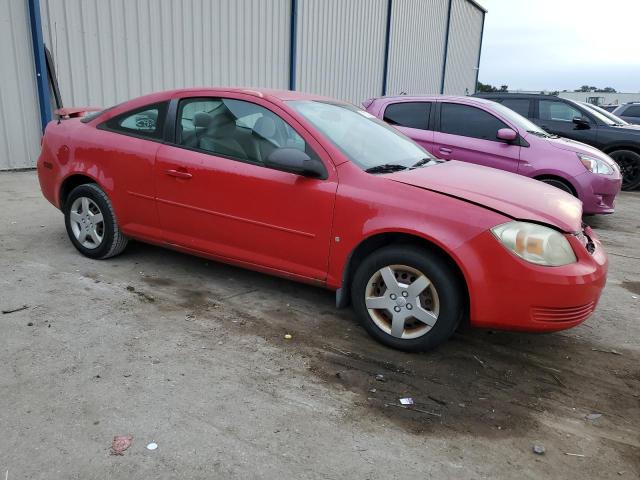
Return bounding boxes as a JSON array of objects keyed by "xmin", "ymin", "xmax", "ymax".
[{"xmin": 475, "ymin": 93, "xmax": 640, "ymax": 190}]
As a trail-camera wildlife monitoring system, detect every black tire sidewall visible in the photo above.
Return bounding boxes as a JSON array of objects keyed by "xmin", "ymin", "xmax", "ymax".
[
  {"xmin": 540, "ymin": 178, "xmax": 574, "ymax": 195},
  {"xmin": 351, "ymin": 245, "xmax": 464, "ymax": 352},
  {"xmin": 64, "ymin": 184, "xmax": 117, "ymax": 259}
]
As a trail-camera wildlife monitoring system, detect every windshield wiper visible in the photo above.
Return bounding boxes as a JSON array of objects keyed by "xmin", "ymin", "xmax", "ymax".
[
  {"xmin": 410, "ymin": 157, "xmax": 437, "ymax": 169},
  {"xmin": 527, "ymin": 130, "xmax": 560, "ymax": 139},
  {"xmin": 526, "ymin": 130, "xmax": 548, "ymax": 137},
  {"xmin": 365, "ymin": 163, "xmax": 408, "ymax": 174}
]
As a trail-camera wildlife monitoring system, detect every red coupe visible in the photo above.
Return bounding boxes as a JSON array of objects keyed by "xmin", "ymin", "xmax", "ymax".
[{"xmin": 37, "ymin": 88, "xmax": 608, "ymax": 351}]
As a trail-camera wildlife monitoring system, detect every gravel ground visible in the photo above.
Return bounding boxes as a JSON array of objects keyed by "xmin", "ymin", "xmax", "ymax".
[{"xmin": 1, "ymin": 170, "xmax": 638, "ymax": 479}]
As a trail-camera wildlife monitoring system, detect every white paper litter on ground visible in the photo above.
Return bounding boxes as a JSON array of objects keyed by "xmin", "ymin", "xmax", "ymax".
[{"xmin": 399, "ymin": 398, "xmax": 414, "ymax": 405}]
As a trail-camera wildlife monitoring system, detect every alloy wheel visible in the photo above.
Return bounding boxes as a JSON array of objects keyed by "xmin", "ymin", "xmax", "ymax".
[
  {"xmin": 364, "ymin": 264, "xmax": 440, "ymax": 339},
  {"xmin": 69, "ymin": 196, "xmax": 105, "ymax": 249},
  {"xmin": 613, "ymin": 152, "xmax": 640, "ymax": 190}
]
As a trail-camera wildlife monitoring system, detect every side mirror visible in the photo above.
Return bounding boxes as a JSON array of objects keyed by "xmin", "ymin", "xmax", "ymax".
[
  {"xmin": 572, "ymin": 116, "xmax": 590, "ymax": 129},
  {"xmin": 264, "ymin": 148, "xmax": 327, "ymax": 179},
  {"xmin": 496, "ymin": 128, "xmax": 518, "ymax": 142}
]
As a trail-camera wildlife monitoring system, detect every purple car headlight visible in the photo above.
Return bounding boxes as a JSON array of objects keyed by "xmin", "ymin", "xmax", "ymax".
[{"xmin": 578, "ymin": 153, "xmax": 614, "ymax": 175}]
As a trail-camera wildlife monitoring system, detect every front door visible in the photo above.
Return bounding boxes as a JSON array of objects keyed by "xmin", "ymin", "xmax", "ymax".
[
  {"xmin": 154, "ymin": 95, "xmax": 337, "ymax": 281},
  {"xmin": 535, "ymin": 99, "xmax": 597, "ymax": 144},
  {"xmin": 434, "ymin": 102, "xmax": 521, "ymax": 173}
]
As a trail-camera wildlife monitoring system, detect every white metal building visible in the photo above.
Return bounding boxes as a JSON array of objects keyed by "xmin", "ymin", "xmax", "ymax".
[{"xmin": 0, "ymin": 0, "xmax": 486, "ymax": 170}]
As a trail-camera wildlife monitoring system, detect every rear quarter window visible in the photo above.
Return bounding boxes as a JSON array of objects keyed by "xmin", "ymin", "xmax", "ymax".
[{"xmin": 98, "ymin": 102, "xmax": 168, "ymax": 140}]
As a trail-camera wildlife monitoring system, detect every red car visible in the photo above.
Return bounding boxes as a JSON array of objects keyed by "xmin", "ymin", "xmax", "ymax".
[{"xmin": 38, "ymin": 88, "xmax": 608, "ymax": 352}]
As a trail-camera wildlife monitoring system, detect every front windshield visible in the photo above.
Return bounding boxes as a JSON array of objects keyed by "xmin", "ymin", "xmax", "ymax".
[
  {"xmin": 580, "ymin": 102, "xmax": 628, "ymax": 126},
  {"xmin": 488, "ymin": 101, "xmax": 548, "ymax": 134},
  {"xmin": 288, "ymin": 100, "xmax": 436, "ymax": 171}
]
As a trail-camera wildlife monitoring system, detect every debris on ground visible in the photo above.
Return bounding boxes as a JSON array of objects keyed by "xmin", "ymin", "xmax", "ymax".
[
  {"xmin": 586, "ymin": 413, "xmax": 603, "ymax": 420},
  {"xmin": 591, "ymin": 347, "xmax": 622, "ymax": 356},
  {"xmin": 146, "ymin": 442, "xmax": 158, "ymax": 451},
  {"xmin": 472, "ymin": 355, "xmax": 487, "ymax": 368},
  {"xmin": 375, "ymin": 374, "xmax": 386, "ymax": 382},
  {"xmin": 110, "ymin": 435, "xmax": 133, "ymax": 456},
  {"xmin": 27, "ymin": 322, "xmax": 34, "ymax": 327},
  {"xmin": 532, "ymin": 445, "xmax": 545, "ymax": 455},
  {"xmin": 2, "ymin": 305, "xmax": 29, "ymax": 314},
  {"xmin": 565, "ymin": 452, "xmax": 585, "ymax": 457},
  {"xmin": 284, "ymin": 334, "xmax": 292, "ymax": 340},
  {"xmin": 428, "ymin": 395, "xmax": 447, "ymax": 406},
  {"xmin": 399, "ymin": 397, "xmax": 414, "ymax": 405},
  {"xmin": 385, "ymin": 403, "xmax": 442, "ymax": 417}
]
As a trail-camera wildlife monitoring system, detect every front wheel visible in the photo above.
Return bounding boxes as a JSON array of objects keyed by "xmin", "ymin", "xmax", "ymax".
[
  {"xmin": 64, "ymin": 183, "xmax": 129, "ymax": 259},
  {"xmin": 539, "ymin": 177, "xmax": 574, "ymax": 196},
  {"xmin": 351, "ymin": 245, "xmax": 464, "ymax": 352},
  {"xmin": 609, "ymin": 150, "xmax": 640, "ymax": 191}
]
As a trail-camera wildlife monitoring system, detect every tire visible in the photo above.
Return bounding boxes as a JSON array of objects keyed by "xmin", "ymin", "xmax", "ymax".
[
  {"xmin": 609, "ymin": 150, "xmax": 640, "ymax": 191},
  {"xmin": 539, "ymin": 177, "xmax": 575, "ymax": 196},
  {"xmin": 63, "ymin": 183, "xmax": 128, "ymax": 259},
  {"xmin": 351, "ymin": 245, "xmax": 464, "ymax": 352}
]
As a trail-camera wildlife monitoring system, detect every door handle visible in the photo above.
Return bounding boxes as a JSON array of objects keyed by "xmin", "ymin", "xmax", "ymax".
[
  {"xmin": 439, "ymin": 147, "xmax": 452, "ymax": 154},
  {"xmin": 165, "ymin": 169, "xmax": 192, "ymax": 179}
]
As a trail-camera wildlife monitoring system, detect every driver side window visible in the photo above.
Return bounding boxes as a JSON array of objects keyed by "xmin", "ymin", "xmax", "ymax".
[
  {"xmin": 176, "ymin": 97, "xmax": 315, "ymax": 165},
  {"xmin": 539, "ymin": 100, "xmax": 585, "ymax": 123},
  {"xmin": 440, "ymin": 103, "xmax": 508, "ymax": 141}
]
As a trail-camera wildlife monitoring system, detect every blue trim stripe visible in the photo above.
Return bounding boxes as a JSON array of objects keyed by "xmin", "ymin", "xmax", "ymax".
[
  {"xmin": 288, "ymin": 0, "xmax": 298, "ymax": 91},
  {"xmin": 440, "ymin": 0, "xmax": 453, "ymax": 94},
  {"xmin": 381, "ymin": 0, "xmax": 393, "ymax": 96},
  {"xmin": 28, "ymin": 0, "xmax": 52, "ymax": 132}
]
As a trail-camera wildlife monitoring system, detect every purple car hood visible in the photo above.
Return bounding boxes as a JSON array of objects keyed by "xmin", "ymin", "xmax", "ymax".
[
  {"xmin": 544, "ymin": 136, "xmax": 609, "ymax": 157},
  {"xmin": 388, "ymin": 161, "xmax": 583, "ymax": 233}
]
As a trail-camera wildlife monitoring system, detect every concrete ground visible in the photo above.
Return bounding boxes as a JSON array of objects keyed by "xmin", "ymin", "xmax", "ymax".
[{"xmin": 1, "ymin": 170, "xmax": 638, "ymax": 480}]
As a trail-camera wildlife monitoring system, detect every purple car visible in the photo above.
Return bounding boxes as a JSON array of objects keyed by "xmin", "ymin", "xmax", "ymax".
[{"xmin": 364, "ymin": 96, "xmax": 622, "ymax": 214}]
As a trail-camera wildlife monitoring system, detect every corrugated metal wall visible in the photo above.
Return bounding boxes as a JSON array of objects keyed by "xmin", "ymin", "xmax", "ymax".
[
  {"xmin": 295, "ymin": 0, "xmax": 387, "ymax": 105},
  {"xmin": 39, "ymin": 0, "xmax": 291, "ymax": 108},
  {"xmin": 443, "ymin": 0, "xmax": 484, "ymax": 95},
  {"xmin": 0, "ymin": 0, "xmax": 43, "ymax": 170},
  {"xmin": 386, "ymin": 0, "xmax": 449, "ymax": 95},
  {"xmin": 1, "ymin": 0, "xmax": 486, "ymax": 170}
]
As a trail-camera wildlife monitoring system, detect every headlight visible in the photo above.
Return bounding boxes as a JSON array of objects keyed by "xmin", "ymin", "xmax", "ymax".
[
  {"xmin": 491, "ymin": 221, "xmax": 577, "ymax": 266},
  {"xmin": 577, "ymin": 153, "xmax": 613, "ymax": 175}
]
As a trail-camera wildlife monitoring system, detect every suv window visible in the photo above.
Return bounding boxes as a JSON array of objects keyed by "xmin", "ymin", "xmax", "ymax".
[
  {"xmin": 177, "ymin": 97, "xmax": 315, "ymax": 165},
  {"xmin": 383, "ymin": 102, "xmax": 430, "ymax": 130},
  {"xmin": 440, "ymin": 103, "xmax": 508, "ymax": 141},
  {"xmin": 539, "ymin": 100, "xmax": 585, "ymax": 122},
  {"xmin": 622, "ymin": 105, "xmax": 640, "ymax": 117},
  {"xmin": 100, "ymin": 102, "xmax": 168, "ymax": 139},
  {"xmin": 499, "ymin": 99, "xmax": 530, "ymax": 117}
]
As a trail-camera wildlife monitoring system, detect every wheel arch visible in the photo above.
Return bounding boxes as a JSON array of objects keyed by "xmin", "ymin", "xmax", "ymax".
[
  {"xmin": 336, "ymin": 231, "xmax": 470, "ymax": 317},
  {"xmin": 59, "ymin": 173, "xmax": 100, "ymax": 209}
]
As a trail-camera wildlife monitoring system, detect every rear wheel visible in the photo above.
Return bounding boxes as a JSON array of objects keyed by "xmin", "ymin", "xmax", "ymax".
[
  {"xmin": 539, "ymin": 177, "xmax": 574, "ymax": 196},
  {"xmin": 351, "ymin": 245, "xmax": 464, "ymax": 352},
  {"xmin": 609, "ymin": 150, "xmax": 640, "ymax": 191},
  {"xmin": 64, "ymin": 184, "xmax": 128, "ymax": 259}
]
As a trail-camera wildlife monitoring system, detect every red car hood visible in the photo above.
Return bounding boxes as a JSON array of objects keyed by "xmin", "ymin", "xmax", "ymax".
[{"xmin": 388, "ymin": 161, "xmax": 583, "ymax": 233}]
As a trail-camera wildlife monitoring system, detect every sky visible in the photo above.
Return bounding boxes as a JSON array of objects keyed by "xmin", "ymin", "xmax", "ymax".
[{"xmin": 478, "ymin": 0, "xmax": 640, "ymax": 92}]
